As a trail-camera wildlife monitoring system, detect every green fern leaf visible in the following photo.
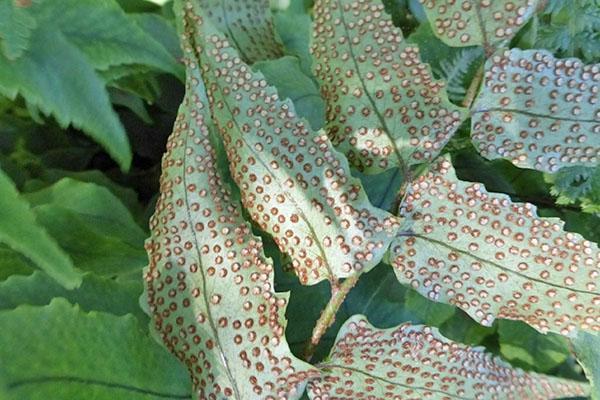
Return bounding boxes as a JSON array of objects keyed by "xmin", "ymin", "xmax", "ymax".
[
  {"xmin": 419, "ymin": 0, "xmax": 539, "ymax": 53},
  {"xmin": 0, "ymin": 299, "xmax": 191, "ymax": 400},
  {"xmin": 188, "ymin": 3, "xmax": 401, "ymax": 285},
  {"xmin": 0, "ymin": 0, "xmax": 37, "ymax": 60},
  {"xmin": 433, "ymin": 46, "xmax": 484, "ymax": 103},
  {"xmin": 0, "ymin": 0, "xmax": 183, "ymax": 170},
  {"xmin": 311, "ymin": 0, "xmax": 466, "ymax": 174},
  {"xmin": 547, "ymin": 165, "xmax": 600, "ymax": 213},
  {"xmin": 144, "ymin": 5, "xmax": 317, "ymax": 397},
  {"xmin": 0, "ymin": 168, "xmax": 81, "ymax": 289},
  {"xmin": 388, "ymin": 156, "xmax": 600, "ymax": 337},
  {"xmin": 471, "ymin": 48, "xmax": 600, "ymax": 173},
  {"xmin": 573, "ymin": 330, "xmax": 600, "ymax": 400},
  {"xmin": 307, "ymin": 316, "xmax": 589, "ymax": 399}
]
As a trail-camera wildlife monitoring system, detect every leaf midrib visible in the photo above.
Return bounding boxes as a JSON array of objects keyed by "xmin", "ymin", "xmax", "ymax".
[
  {"xmin": 413, "ymin": 234, "xmax": 600, "ymax": 296},
  {"xmin": 472, "ymin": 107, "xmax": 600, "ymax": 124},
  {"xmin": 315, "ymin": 364, "xmax": 475, "ymax": 400},
  {"xmin": 7, "ymin": 376, "xmax": 190, "ymax": 399},
  {"xmin": 333, "ymin": 0, "xmax": 407, "ymax": 173},
  {"xmin": 180, "ymin": 105, "xmax": 242, "ymax": 398},
  {"xmin": 212, "ymin": 74, "xmax": 337, "ymax": 282}
]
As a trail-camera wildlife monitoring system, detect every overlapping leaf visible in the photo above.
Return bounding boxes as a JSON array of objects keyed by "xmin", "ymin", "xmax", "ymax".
[
  {"xmin": 311, "ymin": 0, "xmax": 466, "ymax": 174},
  {"xmin": 471, "ymin": 48, "xmax": 600, "ymax": 173},
  {"xmin": 0, "ymin": 169, "xmax": 81, "ymax": 289},
  {"xmin": 0, "ymin": 0, "xmax": 37, "ymax": 60},
  {"xmin": 189, "ymin": 5, "xmax": 401, "ymax": 285},
  {"xmin": 388, "ymin": 157, "xmax": 600, "ymax": 337},
  {"xmin": 0, "ymin": 299, "xmax": 191, "ymax": 400},
  {"xmin": 419, "ymin": 0, "xmax": 539, "ymax": 52},
  {"xmin": 199, "ymin": 0, "xmax": 283, "ymax": 63},
  {"xmin": 307, "ymin": 316, "xmax": 588, "ymax": 399},
  {"xmin": 573, "ymin": 331, "xmax": 600, "ymax": 400},
  {"xmin": 144, "ymin": 9, "xmax": 317, "ymax": 397},
  {"xmin": 0, "ymin": 0, "xmax": 182, "ymax": 170}
]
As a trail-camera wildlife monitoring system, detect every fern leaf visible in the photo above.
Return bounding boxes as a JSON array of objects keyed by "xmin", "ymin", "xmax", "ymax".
[
  {"xmin": 0, "ymin": 0, "xmax": 37, "ymax": 60},
  {"xmin": 144, "ymin": 5, "xmax": 317, "ymax": 398},
  {"xmin": 308, "ymin": 316, "xmax": 589, "ymax": 399},
  {"xmin": 199, "ymin": 0, "xmax": 284, "ymax": 63},
  {"xmin": 388, "ymin": 156, "xmax": 600, "ymax": 337},
  {"xmin": 420, "ymin": 0, "xmax": 539, "ymax": 52},
  {"xmin": 185, "ymin": 2, "xmax": 401, "ymax": 285},
  {"xmin": 311, "ymin": 0, "xmax": 466, "ymax": 174},
  {"xmin": 471, "ymin": 48, "xmax": 600, "ymax": 173},
  {"xmin": 433, "ymin": 46, "xmax": 484, "ymax": 103}
]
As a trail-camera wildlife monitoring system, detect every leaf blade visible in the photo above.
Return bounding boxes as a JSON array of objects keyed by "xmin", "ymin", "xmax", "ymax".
[
  {"xmin": 308, "ymin": 316, "xmax": 588, "ymax": 400},
  {"xmin": 388, "ymin": 157, "xmax": 600, "ymax": 337},
  {"xmin": 144, "ymin": 5, "xmax": 317, "ymax": 397},
  {"xmin": 419, "ymin": 0, "xmax": 539, "ymax": 51},
  {"xmin": 199, "ymin": 0, "xmax": 284, "ymax": 63},
  {"xmin": 471, "ymin": 48, "xmax": 600, "ymax": 173},
  {"xmin": 0, "ymin": 27, "xmax": 132, "ymax": 170},
  {"xmin": 0, "ymin": 168, "xmax": 81, "ymax": 289},
  {"xmin": 311, "ymin": 0, "xmax": 466, "ymax": 173},
  {"xmin": 0, "ymin": 299, "xmax": 191, "ymax": 400},
  {"xmin": 193, "ymin": 6, "xmax": 401, "ymax": 285}
]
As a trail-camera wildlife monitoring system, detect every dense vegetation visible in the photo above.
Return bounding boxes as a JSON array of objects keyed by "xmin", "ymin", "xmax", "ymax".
[{"xmin": 0, "ymin": 0, "xmax": 598, "ymax": 399}]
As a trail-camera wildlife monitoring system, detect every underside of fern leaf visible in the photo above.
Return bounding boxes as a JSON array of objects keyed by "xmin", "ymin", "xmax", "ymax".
[
  {"xmin": 143, "ymin": 13, "xmax": 317, "ymax": 397},
  {"xmin": 186, "ymin": 4, "xmax": 401, "ymax": 285},
  {"xmin": 388, "ymin": 156, "xmax": 600, "ymax": 337},
  {"xmin": 420, "ymin": 0, "xmax": 539, "ymax": 53},
  {"xmin": 199, "ymin": 0, "xmax": 283, "ymax": 63},
  {"xmin": 311, "ymin": 0, "xmax": 466, "ymax": 174},
  {"xmin": 471, "ymin": 48, "xmax": 600, "ymax": 173},
  {"xmin": 308, "ymin": 316, "xmax": 589, "ymax": 400}
]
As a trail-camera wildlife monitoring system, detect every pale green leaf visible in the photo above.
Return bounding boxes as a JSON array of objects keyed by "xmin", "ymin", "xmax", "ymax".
[
  {"xmin": 0, "ymin": 0, "xmax": 37, "ymax": 60},
  {"xmin": 254, "ymin": 56, "xmax": 326, "ymax": 130},
  {"xmin": 143, "ymin": 8, "xmax": 317, "ymax": 396},
  {"xmin": 498, "ymin": 319, "xmax": 571, "ymax": 372},
  {"xmin": 192, "ymin": 6, "xmax": 401, "ymax": 285},
  {"xmin": 308, "ymin": 316, "xmax": 588, "ymax": 399},
  {"xmin": 471, "ymin": 48, "xmax": 600, "ymax": 173},
  {"xmin": 273, "ymin": 2, "xmax": 313, "ymax": 73},
  {"xmin": 0, "ymin": 169, "xmax": 81, "ymax": 289},
  {"xmin": 419, "ymin": 0, "xmax": 539, "ymax": 52},
  {"xmin": 0, "ymin": 26, "xmax": 132, "ymax": 170},
  {"xmin": 0, "ymin": 299, "xmax": 191, "ymax": 400},
  {"xmin": 199, "ymin": 0, "xmax": 284, "ymax": 63},
  {"xmin": 311, "ymin": 0, "xmax": 466, "ymax": 174},
  {"xmin": 0, "ymin": 271, "xmax": 146, "ymax": 322},
  {"xmin": 387, "ymin": 156, "xmax": 600, "ymax": 337},
  {"xmin": 573, "ymin": 330, "xmax": 600, "ymax": 400}
]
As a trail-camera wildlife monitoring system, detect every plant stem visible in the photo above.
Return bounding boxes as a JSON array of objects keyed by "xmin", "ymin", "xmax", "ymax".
[
  {"xmin": 463, "ymin": 63, "xmax": 485, "ymax": 109},
  {"xmin": 304, "ymin": 274, "xmax": 359, "ymax": 361}
]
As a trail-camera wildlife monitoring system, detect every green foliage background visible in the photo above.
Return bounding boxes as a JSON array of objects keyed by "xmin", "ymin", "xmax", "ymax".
[{"xmin": 0, "ymin": 0, "xmax": 597, "ymax": 398}]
